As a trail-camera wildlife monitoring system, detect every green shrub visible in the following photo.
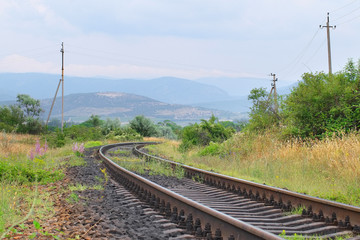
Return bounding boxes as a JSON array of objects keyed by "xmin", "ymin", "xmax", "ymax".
[
  {"xmin": 106, "ymin": 127, "xmax": 143, "ymax": 141},
  {"xmin": 179, "ymin": 115, "xmax": 235, "ymax": 151},
  {"xmin": 84, "ymin": 141, "xmax": 103, "ymax": 148},
  {"xmin": 198, "ymin": 142, "xmax": 224, "ymax": 156},
  {"xmin": 0, "ymin": 159, "xmax": 64, "ymax": 184}
]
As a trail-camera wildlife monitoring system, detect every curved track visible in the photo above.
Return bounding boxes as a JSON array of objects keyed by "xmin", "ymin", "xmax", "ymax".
[{"xmin": 99, "ymin": 142, "xmax": 360, "ymax": 239}]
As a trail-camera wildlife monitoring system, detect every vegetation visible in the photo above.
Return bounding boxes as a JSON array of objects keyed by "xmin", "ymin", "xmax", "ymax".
[
  {"xmin": 283, "ymin": 60, "xmax": 360, "ymax": 138},
  {"xmin": 0, "ymin": 133, "xmax": 66, "ymax": 237},
  {"xmin": 0, "ymin": 94, "xmax": 43, "ymax": 134},
  {"xmin": 180, "ymin": 115, "xmax": 235, "ymax": 151},
  {"xmin": 247, "ymin": 59, "xmax": 360, "ymax": 139}
]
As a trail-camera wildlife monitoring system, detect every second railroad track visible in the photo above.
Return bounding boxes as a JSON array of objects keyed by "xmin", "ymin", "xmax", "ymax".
[{"xmin": 99, "ymin": 142, "xmax": 360, "ymax": 240}]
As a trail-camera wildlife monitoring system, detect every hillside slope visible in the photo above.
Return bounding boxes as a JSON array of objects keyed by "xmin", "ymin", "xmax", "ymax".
[{"xmin": 39, "ymin": 92, "xmax": 237, "ymax": 122}]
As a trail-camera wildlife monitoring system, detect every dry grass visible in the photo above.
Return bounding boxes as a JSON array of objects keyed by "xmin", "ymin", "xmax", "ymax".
[
  {"xmin": 0, "ymin": 132, "xmax": 36, "ymax": 158},
  {"xmin": 147, "ymin": 131, "xmax": 360, "ymax": 206}
]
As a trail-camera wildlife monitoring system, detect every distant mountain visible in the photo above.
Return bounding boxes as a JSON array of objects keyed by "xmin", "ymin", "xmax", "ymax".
[
  {"xmin": 192, "ymin": 82, "xmax": 299, "ymax": 113},
  {"xmin": 196, "ymin": 77, "xmax": 297, "ymax": 96},
  {"xmin": 0, "ymin": 73, "xmax": 232, "ymax": 104},
  {"xmin": 36, "ymin": 92, "xmax": 238, "ymax": 123},
  {"xmin": 193, "ymin": 96, "xmax": 251, "ymax": 113}
]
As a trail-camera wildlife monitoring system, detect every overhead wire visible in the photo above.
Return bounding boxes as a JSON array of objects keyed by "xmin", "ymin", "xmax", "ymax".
[
  {"xmin": 66, "ymin": 43, "xmax": 259, "ymax": 78},
  {"xmin": 332, "ymin": 5, "xmax": 360, "ymax": 22},
  {"xmin": 330, "ymin": 0, "xmax": 359, "ymax": 13},
  {"xmin": 0, "ymin": 44, "xmax": 58, "ymax": 58},
  {"xmin": 336, "ymin": 12, "xmax": 360, "ymax": 25}
]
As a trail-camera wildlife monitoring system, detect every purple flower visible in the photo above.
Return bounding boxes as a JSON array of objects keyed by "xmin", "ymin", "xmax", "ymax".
[
  {"xmin": 28, "ymin": 139, "xmax": 48, "ymax": 160},
  {"xmin": 72, "ymin": 142, "xmax": 85, "ymax": 156}
]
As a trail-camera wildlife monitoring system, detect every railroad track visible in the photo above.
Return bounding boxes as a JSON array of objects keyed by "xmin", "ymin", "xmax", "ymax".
[{"xmin": 99, "ymin": 142, "xmax": 360, "ymax": 239}]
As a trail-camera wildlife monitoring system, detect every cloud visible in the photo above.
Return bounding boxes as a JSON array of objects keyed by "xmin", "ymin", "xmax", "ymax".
[
  {"xmin": 0, "ymin": 53, "xmax": 251, "ymax": 79},
  {"xmin": 0, "ymin": 55, "xmax": 58, "ymax": 73}
]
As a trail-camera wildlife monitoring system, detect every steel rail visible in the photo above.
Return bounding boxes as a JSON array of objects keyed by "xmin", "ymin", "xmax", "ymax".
[
  {"xmin": 133, "ymin": 144, "xmax": 360, "ymax": 231},
  {"xmin": 99, "ymin": 143, "xmax": 283, "ymax": 240}
]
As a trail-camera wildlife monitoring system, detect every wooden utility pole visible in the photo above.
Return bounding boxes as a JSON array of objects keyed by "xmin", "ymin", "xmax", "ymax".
[
  {"xmin": 320, "ymin": 12, "xmax": 336, "ymax": 75},
  {"xmin": 60, "ymin": 42, "xmax": 64, "ymax": 133},
  {"xmin": 46, "ymin": 79, "xmax": 61, "ymax": 127},
  {"xmin": 268, "ymin": 73, "xmax": 278, "ymax": 113}
]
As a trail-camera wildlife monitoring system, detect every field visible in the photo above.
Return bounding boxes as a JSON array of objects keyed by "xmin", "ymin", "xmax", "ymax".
[{"xmin": 146, "ymin": 131, "xmax": 360, "ymax": 207}]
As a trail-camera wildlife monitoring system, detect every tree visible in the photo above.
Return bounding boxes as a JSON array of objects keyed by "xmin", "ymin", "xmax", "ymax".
[
  {"xmin": 12, "ymin": 94, "xmax": 43, "ymax": 134},
  {"xmin": 102, "ymin": 118, "xmax": 121, "ymax": 135},
  {"xmin": 81, "ymin": 115, "xmax": 103, "ymax": 128},
  {"xmin": 246, "ymin": 88, "xmax": 279, "ymax": 132},
  {"xmin": 16, "ymin": 94, "xmax": 42, "ymax": 118},
  {"xmin": 129, "ymin": 115, "xmax": 157, "ymax": 137},
  {"xmin": 0, "ymin": 105, "xmax": 24, "ymax": 132},
  {"xmin": 282, "ymin": 59, "xmax": 360, "ymax": 138}
]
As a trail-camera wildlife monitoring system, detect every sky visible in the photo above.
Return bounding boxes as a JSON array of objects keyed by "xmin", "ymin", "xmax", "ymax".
[{"xmin": 0, "ymin": 0, "xmax": 360, "ymax": 86}]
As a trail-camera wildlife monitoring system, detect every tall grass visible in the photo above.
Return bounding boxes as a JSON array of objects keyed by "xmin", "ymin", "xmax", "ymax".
[
  {"xmin": 0, "ymin": 132, "xmax": 75, "ymax": 236},
  {"xmin": 147, "ymin": 130, "xmax": 360, "ymax": 206}
]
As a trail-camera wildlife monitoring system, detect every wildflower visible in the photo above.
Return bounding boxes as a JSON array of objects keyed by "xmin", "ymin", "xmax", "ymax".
[
  {"xmin": 29, "ymin": 150, "xmax": 35, "ymax": 160},
  {"xmin": 72, "ymin": 142, "xmax": 85, "ymax": 156},
  {"xmin": 28, "ymin": 139, "xmax": 48, "ymax": 160}
]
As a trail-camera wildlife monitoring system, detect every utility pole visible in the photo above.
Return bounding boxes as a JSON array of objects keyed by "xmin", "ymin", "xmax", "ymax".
[
  {"xmin": 268, "ymin": 73, "xmax": 278, "ymax": 113},
  {"xmin": 320, "ymin": 12, "xmax": 336, "ymax": 75},
  {"xmin": 60, "ymin": 42, "xmax": 64, "ymax": 133},
  {"xmin": 46, "ymin": 79, "xmax": 61, "ymax": 127}
]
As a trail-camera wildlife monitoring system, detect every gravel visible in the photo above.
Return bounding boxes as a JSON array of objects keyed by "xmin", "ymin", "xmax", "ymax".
[{"xmin": 61, "ymin": 147, "xmax": 195, "ymax": 239}]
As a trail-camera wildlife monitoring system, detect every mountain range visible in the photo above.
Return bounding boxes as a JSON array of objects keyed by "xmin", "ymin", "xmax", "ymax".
[
  {"xmin": 0, "ymin": 73, "xmax": 232, "ymax": 104},
  {"xmin": 0, "ymin": 73, "xmax": 298, "ymax": 117}
]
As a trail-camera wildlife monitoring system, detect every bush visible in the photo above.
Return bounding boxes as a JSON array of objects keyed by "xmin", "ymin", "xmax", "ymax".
[
  {"xmin": 282, "ymin": 59, "xmax": 360, "ymax": 138},
  {"xmin": 106, "ymin": 127, "xmax": 143, "ymax": 141},
  {"xmin": 0, "ymin": 159, "xmax": 64, "ymax": 184},
  {"xmin": 198, "ymin": 142, "xmax": 224, "ymax": 156},
  {"xmin": 129, "ymin": 115, "xmax": 157, "ymax": 137},
  {"xmin": 179, "ymin": 115, "xmax": 235, "ymax": 151}
]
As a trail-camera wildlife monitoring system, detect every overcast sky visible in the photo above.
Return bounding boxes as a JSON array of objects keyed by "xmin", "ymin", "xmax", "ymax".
[{"xmin": 0, "ymin": 0, "xmax": 360, "ymax": 85}]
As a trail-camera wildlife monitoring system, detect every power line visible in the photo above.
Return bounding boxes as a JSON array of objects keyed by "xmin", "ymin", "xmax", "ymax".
[
  {"xmin": 304, "ymin": 38, "xmax": 327, "ymax": 64},
  {"xmin": 66, "ymin": 45, "xmax": 258, "ymax": 78},
  {"xmin": 330, "ymin": 0, "xmax": 359, "ymax": 13},
  {"xmin": 336, "ymin": 12, "xmax": 360, "ymax": 25},
  {"xmin": 332, "ymin": 5, "xmax": 360, "ymax": 22}
]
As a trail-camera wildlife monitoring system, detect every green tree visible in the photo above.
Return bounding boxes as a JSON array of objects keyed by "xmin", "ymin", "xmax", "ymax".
[
  {"xmin": 129, "ymin": 115, "xmax": 157, "ymax": 137},
  {"xmin": 282, "ymin": 59, "xmax": 360, "ymax": 138},
  {"xmin": 16, "ymin": 94, "xmax": 42, "ymax": 118},
  {"xmin": 0, "ymin": 105, "xmax": 24, "ymax": 132},
  {"xmin": 102, "ymin": 118, "xmax": 121, "ymax": 135},
  {"xmin": 13, "ymin": 94, "xmax": 43, "ymax": 134},
  {"xmin": 81, "ymin": 115, "xmax": 103, "ymax": 128},
  {"xmin": 246, "ymin": 87, "xmax": 279, "ymax": 132}
]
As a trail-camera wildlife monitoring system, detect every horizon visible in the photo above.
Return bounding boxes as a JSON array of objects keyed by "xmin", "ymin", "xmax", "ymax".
[{"xmin": 1, "ymin": 1, "xmax": 359, "ymax": 87}]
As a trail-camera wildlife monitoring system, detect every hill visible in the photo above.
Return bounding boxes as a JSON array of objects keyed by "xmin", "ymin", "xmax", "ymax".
[
  {"xmin": 0, "ymin": 73, "xmax": 232, "ymax": 104},
  {"xmin": 37, "ymin": 92, "xmax": 237, "ymax": 123}
]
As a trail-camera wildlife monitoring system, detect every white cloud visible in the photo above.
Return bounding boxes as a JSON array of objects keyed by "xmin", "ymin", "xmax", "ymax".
[{"xmin": 0, "ymin": 55, "xmax": 58, "ymax": 73}]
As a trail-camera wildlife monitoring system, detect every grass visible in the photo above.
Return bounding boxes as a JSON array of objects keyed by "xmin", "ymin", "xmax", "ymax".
[
  {"xmin": 146, "ymin": 130, "xmax": 360, "ymax": 207},
  {"xmin": 279, "ymin": 230, "xmax": 353, "ymax": 239},
  {"xmin": 0, "ymin": 132, "xmax": 101, "ymax": 237}
]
